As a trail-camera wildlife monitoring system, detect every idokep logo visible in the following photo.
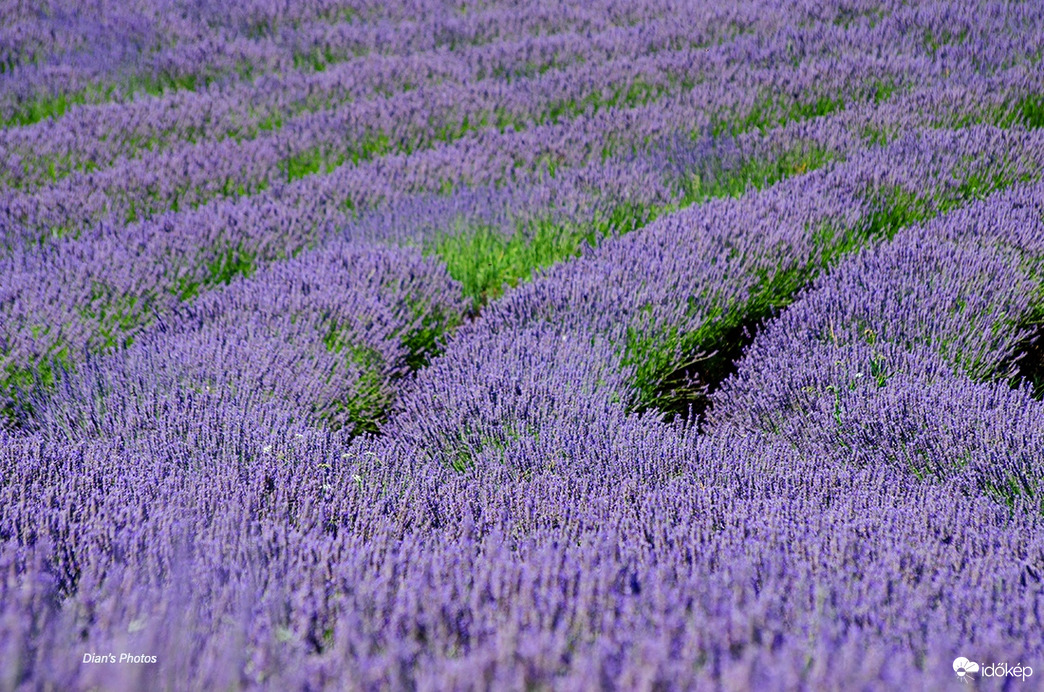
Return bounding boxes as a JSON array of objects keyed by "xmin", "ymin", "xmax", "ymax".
[
  {"xmin": 953, "ymin": 658, "xmax": 979, "ymax": 681},
  {"xmin": 953, "ymin": 656, "xmax": 1034, "ymax": 683}
]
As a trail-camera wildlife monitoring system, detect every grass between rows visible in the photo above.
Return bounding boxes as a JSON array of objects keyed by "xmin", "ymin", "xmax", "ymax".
[
  {"xmin": 1, "ymin": 14, "xmax": 398, "ymax": 131},
  {"xmin": 2, "ymin": 71, "xmax": 240, "ymax": 130},
  {"xmin": 322, "ymin": 300, "xmax": 462, "ymax": 435},
  {"xmin": 1, "ymin": 294, "xmax": 461, "ymax": 437},
  {"xmin": 1009, "ymin": 257, "xmax": 1044, "ymax": 400},
  {"xmin": 428, "ymin": 140, "xmax": 846, "ymax": 314},
  {"xmin": 864, "ymin": 93, "xmax": 1044, "ymax": 145}
]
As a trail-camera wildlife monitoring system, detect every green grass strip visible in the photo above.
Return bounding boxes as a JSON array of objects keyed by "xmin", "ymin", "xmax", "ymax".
[
  {"xmin": 432, "ymin": 143, "xmax": 839, "ymax": 311},
  {"xmin": 175, "ymin": 245, "xmax": 258, "ymax": 301},
  {"xmin": 1, "ymin": 71, "xmax": 235, "ymax": 129},
  {"xmin": 321, "ymin": 337, "xmax": 391, "ymax": 436},
  {"xmin": 709, "ymin": 91, "xmax": 848, "ymax": 139}
]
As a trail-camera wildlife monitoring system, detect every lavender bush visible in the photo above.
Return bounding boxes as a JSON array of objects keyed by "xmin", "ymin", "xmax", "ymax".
[{"xmin": 2, "ymin": 0, "xmax": 1044, "ymax": 690}]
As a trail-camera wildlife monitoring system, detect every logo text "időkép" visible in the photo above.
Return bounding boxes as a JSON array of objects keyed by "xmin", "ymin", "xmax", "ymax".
[{"xmin": 954, "ymin": 657, "xmax": 1033, "ymax": 682}]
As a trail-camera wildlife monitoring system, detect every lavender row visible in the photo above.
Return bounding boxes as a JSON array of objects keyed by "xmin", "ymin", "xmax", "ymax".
[
  {"xmin": 835, "ymin": 61, "xmax": 1044, "ymax": 144},
  {"xmin": 9, "ymin": 186, "xmax": 1044, "ymax": 683},
  {"xmin": 0, "ymin": 86, "xmax": 868, "ymax": 428},
  {"xmin": 1, "ymin": 9, "xmax": 894, "ymax": 243},
  {"xmin": 22, "ymin": 238, "xmax": 468, "ymax": 440},
  {"xmin": 5, "ymin": 0, "xmax": 1039, "ymax": 131},
  {"xmin": 6, "ymin": 4, "xmax": 1035, "ymax": 407},
  {"xmin": 4, "ymin": 50, "xmax": 720, "ymax": 234},
  {"xmin": 1, "ymin": 25, "xmax": 1033, "ymax": 263},
  {"xmin": 442, "ymin": 126, "xmax": 1043, "ymax": 422},
  {"xmin": 10, "ymin": 0, "xmax": 1042, "ymax": 239},
  {"xmin": 24, "ymin": 0, "xmax": 997, "ymax": 192},
  {"xmin": 0, "ymin": 0, "xmax": 675, "ymax": 129},
  {"xmin": 706, "ymin": 181, "xmax": 1044, "ymax": 505},
  {"xmin": 7, "ymin": 132, "xmax": 676, "ymax": 437},
  {"xmin": 3, "ymin": 397, "xmax": 1041, "ymax": 687},
  {"xmin": 5, "ymin": 2, "xmax": 1044, "ymax": 688},
  {"xmin": 0, "ymin": 38, "xmax": 947, "ymax": 258},
  {"xmin": 0, "ymin": 142, "xmax": 681, "ymax": 431},
  {"xmin": 0, "ymin": 0, "xmax": 426, "ymax": 110},
  {"xmin": 0, "ymin": 10, "xmax": 753, "ymax": 190},
  {"xmin": 0, "ymin": 113, "xmax": 844, "ymax": 431},
  {"xmin": 0, "ymin": 0, "xmax": 211, "ymax": 78},
  {"xmin": 0, "ymin": 30, "xmax": 739, "ymax": 208},
  {"xmin": 9, "ymin": 6, "xmax": 1044, "ymax": 260},
  {"xmin": 188, "ymin": 0, "xmax": 504, "ymax": 34},
  {"xmin": 0, "ymin": 49, "xmax": 879, "ymax": 369},
  {"xmin": 316, "ymin": 124, "xmax": 1034, "ymax": 483},
  {"xmin": 14, "ymin": 0, "xmax": 1044, "ymax": 194}
]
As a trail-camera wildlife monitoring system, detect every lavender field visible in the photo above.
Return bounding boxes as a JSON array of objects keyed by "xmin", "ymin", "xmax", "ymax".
[{"xmin": 3, "ymin": 0, "xmax": 1044, "ymax": 689}]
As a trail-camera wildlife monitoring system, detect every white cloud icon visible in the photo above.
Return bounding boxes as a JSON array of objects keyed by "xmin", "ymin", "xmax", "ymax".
[{"xmin": 953, "ymin": 657, "xmax": 980, "ymax": 679}]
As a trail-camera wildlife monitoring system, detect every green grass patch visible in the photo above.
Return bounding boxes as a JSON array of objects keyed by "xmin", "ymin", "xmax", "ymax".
[
  {"xmin": 176, "ymin": 245, "xmax": 258, "ymax": 301},
  {"xmin": 1017, "ymin": 94, "xmax": 1044, "ymax": 129},
  {"xmin": 322, "ymin": 337, "xmax": 393, "ymax": 436},
  {"xmin": 277, "ymin": 133, "xmax": 392, "ymax": 184},
  {"xmin": 205, "ymin": 245, "xmax": 257, "ymax": 287},
  {"xmin": 869, "ymin": 79, "xmax": 898, "ymax": 105},
  {"xmin": 1, "ymin": 68, "xmax": 235, "ymax": 129},
  {"xmin": 922, "ymin": 27, "xmax": 969, "ymax": 56},
  {"xmin": 429, "ymin": 199, "xmax": 658, "ymax": 309},
  {"xmin": 623, "ymin": 263, "xmax": 814, "ymax": 419},
  {"xmin": 1007, "ymin": 258, "xmax": 1044, "ymax": 400},
  {"xmin": 430, "ymin": 219, "xmax": 589, "ymax": 309},
  {"xmin": 929, "ymin": 92, "xmax": 1044, "ymax": 132},
  {"xmin": 75, "ymin": 285, "xmax": 154, "ymax": 353},
  {"xmin": 134, "ymin": 70, "xmax": 208, "ymax": 96},
  {"xmin": 278, "ymin": 75, "xmax": 681, "ymax": 189},
  {"xmin": 257, "ymin": 111, "xmax": 284, "ymax": 133},
  {"xmin": 400, "ymin": 302, "xmax": 464, "ymax": 370},
  {"xmin": 710, "ymin": 92, "xmax": 846, "ymax": 139},
  {"xmin": 1, "ymin": 340, "xmax": 72, "ymax": 430},
  {"xmin": 321, "ymin": 295, "xmax": 466, "ymax": 434},
  {"xmin": 677, "ymin": 145, "xmax": 839, "ymax": 206},
  {"xmin": 982, "ymin": 472, "xmax": 1041, "ymax": 513},
  {"xmin": 3, "ymin": 88, "xmax": 99, "ymax": 128},
  {"xmin": 434, "ymin": 143, "xmax": 838, "ymax": 312},
  {"xmin": 831, "ymin": 6, "xmax": 888, "ymax": 29},
  {"xmin": 280, "ymin": 147, "xmax": 326, "ymax": 182},
  {"xmin": 292, "ymin": 42, "xmax": 365, "ymax": 73},
  {"xmin": 856, "ymin": 185, "xmax": 934, "ymax": 239},
  {"xmin": 443, "ymin": 421, "xmax": 534, "ymax": 472}
]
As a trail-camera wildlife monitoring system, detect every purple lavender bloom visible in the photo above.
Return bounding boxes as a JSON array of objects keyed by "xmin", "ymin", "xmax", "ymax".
[{"xmin": 5, "ymin": 1, "xmax": 1044, "ymax": 689}]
